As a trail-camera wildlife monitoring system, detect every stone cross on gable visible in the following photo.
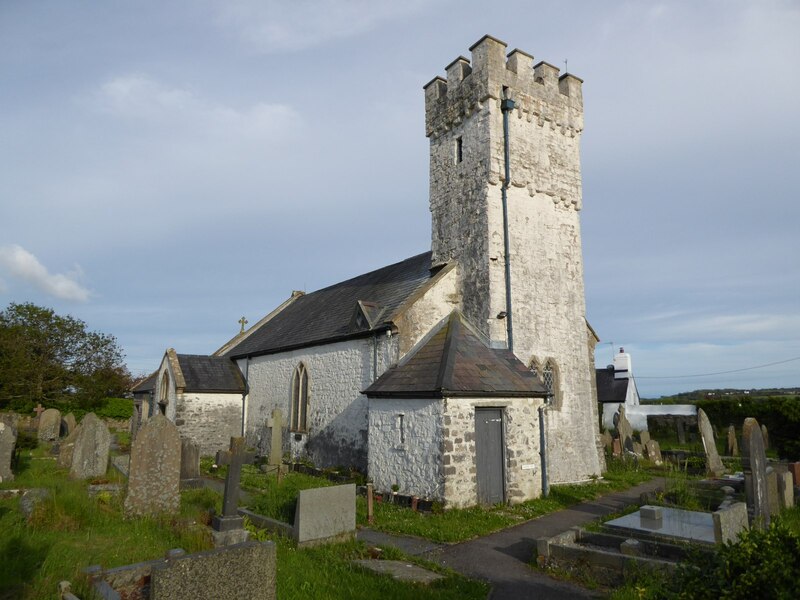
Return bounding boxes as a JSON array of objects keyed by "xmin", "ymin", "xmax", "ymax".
[
  {"xmin": 212, "ymin": 436, "xmax": 247, "ymax": 534},
  {"xmin": 267, "ymin": 408, "xmax": 283, "ymax": 467},
  {"xmin": 238, "ymin": 316, "xmax": 248, "ymax": 333}
]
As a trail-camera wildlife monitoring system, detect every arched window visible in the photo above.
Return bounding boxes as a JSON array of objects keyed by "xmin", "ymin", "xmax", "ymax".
[
  {"xmin": 291, "ymin": 363, "xmax": 309, "ymax": 432},
  {"xmin": 529, "ymin": 357, "xmax": 542, "ymax": 379},
  {"xmin": 542, "ymin": 359, "xmax": 562, "ymax": 408},
  {"xmin": 159, "ymin": 372, "xmax": 170, "ymax": 415}
]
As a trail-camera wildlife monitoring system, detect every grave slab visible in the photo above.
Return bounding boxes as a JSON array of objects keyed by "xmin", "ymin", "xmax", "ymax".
[
  {"xmin": 352, "ymin": 560, "xmax": 444, "ymax": 584},
  {"xmin": 605, "ymin": 505, "xmax": 716, "ymax": 545}
]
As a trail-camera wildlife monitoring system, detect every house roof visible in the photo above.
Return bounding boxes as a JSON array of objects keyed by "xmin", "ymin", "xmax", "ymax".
[
  {"xmin": 227, "ymin": 251, "xmax": 438, "ymax": 358},
  {"xmin": 131, "ymin": 371, "xmax": 157, "ymax": 394},
  {"xmin": 596, "ymin": 367, "xmax": 629, "ymax": 403},
  {"xmin": 364, "ymin": 311, "xmax": 548, "ymax": 398},
  {"xmin": 176, "ymin": 354, "xmax": 246, "ymax": 393}
]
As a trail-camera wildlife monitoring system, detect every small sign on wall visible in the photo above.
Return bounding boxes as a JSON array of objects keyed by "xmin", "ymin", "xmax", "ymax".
[{"xmin": 521, "ymin": 464, "xmax": 537, "ymax": 471}]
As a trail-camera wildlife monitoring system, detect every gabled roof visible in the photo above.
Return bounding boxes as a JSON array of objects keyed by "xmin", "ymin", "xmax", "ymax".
[
  {"xmin": 227, "ymin": 252, "xmax": 439, "ymax": 358},
  {"xmin": 131, "ymin": 371, "xmax": 157, "ymax": 393},
  {"xmin": 364, "ymin": 311, "xmax": 548, "ymax": 398},
  {"xmin": 595, "ymin": 367, "xmax": 629, "ymax": 403},
  {"xmin": 176, "ymin": 354, "xmax": 246, "ymax": 393}
]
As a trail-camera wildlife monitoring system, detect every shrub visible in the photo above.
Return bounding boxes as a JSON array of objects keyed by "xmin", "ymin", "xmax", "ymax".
[{"xmin": 95, "ymin": 397, "xmax": 133, "ymax": 419}]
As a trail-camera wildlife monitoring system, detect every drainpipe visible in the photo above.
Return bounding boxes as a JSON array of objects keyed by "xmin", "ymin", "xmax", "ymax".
[
  {"xmin": 242, "ymin": 357, "xmax": 250, "ymax": 437},
  {"xmin": 539, "ymin": 403, "xmax": 549, "ymax": 497},
  {"xmin": 372, "ymin": 332, "xmax": 378, "ymax": 382},
  {"xmin": 501, "ymin": 89, "xmax": 516, "ymax": 353}
]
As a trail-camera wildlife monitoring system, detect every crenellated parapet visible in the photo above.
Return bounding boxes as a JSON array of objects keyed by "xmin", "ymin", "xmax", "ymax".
[{"xmin": 424, "ymin": 35, "xmax": 583, "ymax": 139}]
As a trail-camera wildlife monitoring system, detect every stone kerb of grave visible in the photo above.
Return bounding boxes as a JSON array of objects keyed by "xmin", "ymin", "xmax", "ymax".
[
  {"xmin": 697, "ymin": 409, "xmax": 725, "ymax": 477},
  {"xmin": 742, "ymin": 419, "xmax": 770, "ymax": 528},
  {"xmin": 0, "ymin": 421, "xmax": 17, "ymax": 482},
  {"xmin": 69, "ymin": 413, "xmax": 111, "ymax": 480},
  {"xmin": 38, "ymin": 408, "xmax": 62, "ymax": 442},
  {"xmin": 124, "ymin": 414, "xmax": 181, "ymax": 518}
]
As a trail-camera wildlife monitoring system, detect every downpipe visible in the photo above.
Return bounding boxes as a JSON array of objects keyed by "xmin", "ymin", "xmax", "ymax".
[
  {"xmin": 539, "ymin": 403, "xmax": 549, "ymax": 497},
  {"xmin": 501, "ymin": 90, "xmax": 516, "ymax": 352}
]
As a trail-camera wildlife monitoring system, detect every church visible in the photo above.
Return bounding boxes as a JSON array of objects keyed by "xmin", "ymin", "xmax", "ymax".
[{"xmin": 135, "ymin": 35, "xmax": 605, "ymax": 507}]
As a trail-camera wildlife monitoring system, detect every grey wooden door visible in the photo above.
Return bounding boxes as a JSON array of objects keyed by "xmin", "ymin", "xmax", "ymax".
[{"xmin": 475, "ymin": 408, "xmax": 505, "ymax": 504}]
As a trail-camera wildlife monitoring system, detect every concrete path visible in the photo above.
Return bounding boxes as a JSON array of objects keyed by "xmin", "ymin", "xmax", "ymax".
[{"xmin": 359, "ymin": 478, "xmax": 665, "ymax": 600}]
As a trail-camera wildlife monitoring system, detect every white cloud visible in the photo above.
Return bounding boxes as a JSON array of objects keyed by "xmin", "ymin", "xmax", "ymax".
[
  {"xmin": 0, "ymin": 245, "xmax": 90, "ymax": 302},
  {"xmin": 215, "ymin": 0, "xmax": 436, "ymax": 53},
  {"xmin": 93, "ymin": 74, "xmax": 300, "ymax": 139}
]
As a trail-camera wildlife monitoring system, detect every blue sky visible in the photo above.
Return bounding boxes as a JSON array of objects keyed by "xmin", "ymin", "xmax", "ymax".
[{"xmin": 1, "ymin": 1, "xmax": 798, "ymax": 397}]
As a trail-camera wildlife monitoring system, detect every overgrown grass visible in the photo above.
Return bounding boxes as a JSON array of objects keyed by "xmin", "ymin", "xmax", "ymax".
[
  {"xmin": 357, "ymin": 458, "xmax": 657, "ymax": 543},
  {"xmin": 245, "ymin": 525, "xmax": 489, "ymax": 600},
  {"xmin": 247, "ymin": 472, "xmax": 335, "ymax": 523}
]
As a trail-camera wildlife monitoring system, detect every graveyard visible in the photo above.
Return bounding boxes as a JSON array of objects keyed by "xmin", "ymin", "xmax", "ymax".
[{"xmin": 1, "ymin": 403, "xmax": 799, "ymax": 599}]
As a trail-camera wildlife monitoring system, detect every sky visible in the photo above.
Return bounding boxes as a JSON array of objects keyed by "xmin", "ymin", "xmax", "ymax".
[{"xmin": 1, "ymin": 0, "xmax": 798, "ymax": 398}]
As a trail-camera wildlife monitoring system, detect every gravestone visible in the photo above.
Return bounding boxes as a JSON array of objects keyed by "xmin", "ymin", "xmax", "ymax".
[
  {"xmin": 70, "ymin": 413, "xmax": 111, "ymax": 480},
  {"xmin": 726, "ymin": 425, "xmax": 738, "ymax": 456},
  {"xmin": 124, "ymin": 414, "xmax": 181, "ymax": 518},
  {"xmin": 788, "ymin": 462, "xmax": 800, "ymax": 487},
  {"xmin": 62, "ymin": 413, "xmax": 77, "ymax": 436},
  {"xmin": 712, "ymin": 502, "xmax": 749, "ymax": 544},
  {"xmin": 645, "ymin": 439, "xmax": 663, "ymax": 465},
  {"xmin": 33, "ymin": 403, "xmax": 45, "ymax": 428},
  {"xmin": 766, "ymin": 468, "xmax": 780, "ymax": 516},
  {"xmin": 267, "ymin": 408, "xmax": 283, "ymax": 467},
  {"xmin": 639, "ymin": 430, "xmax": 650, "ymax": 447},
  {"xmin": 600, "ymin": 429, "xmax": 613, "ymax": 452},
  {"xmin": 697, "ymin": 408, "xmax": 724, "ymax": 476},
  {"xmin": 180, "ymin": 438, "xmax": 201, "ymax": 481},
  {"xmin": 615, "ymin": 406, "xmax": 634, "ymax": 453},
  {"xmin": 676, "ymin": 419, "xmax": 686, "ymax": 445},
  {"xmin": 38, "ymin": 408, "xmax": 62, "ymax": 442},
  {"xmin": 0, "ymin": 421, "xmax": 17, "ymax": 482},
  {"xmin": 149, "ymin": 541, "xmax": 277, "ymax": 600},
  {"xmin": 742, "ymin": 419, "xmax": 770, "ymax": 528},
  {"xmin": 741, "ymin": 417, "xmax": 759, "ymax": 457},
  {"xmin": 632, "ymin": 442, "xmax": 644, "ymax": 458},
  {"xmin": 760, "ymin": 424, "xmax": 769, "ymax": 450},
  {"xmin": 58, "ymin": 425, "xmax": 81, "ymax": 470},
  {"xmin": 294, "ymin": 483, "xmax": 356, "ymax": 547},
  {"xmin": 211, "ymin": 436, "xmax": 249, "ymax": 547},
  {"xmin": 612, "ymin": 438, "xmax": 621, "ymax": 457},
  {"xmin": 777, "ymin": 472, "xmax": 795, "ymax": 509}
]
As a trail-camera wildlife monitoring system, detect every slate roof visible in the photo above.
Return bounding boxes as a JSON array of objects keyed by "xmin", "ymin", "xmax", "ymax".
[
  {"xmin": 364, "ymin": 311, "xmax": 548, "ymax": 398},
  {"xmin": 176, "ymin": 354, "xmax": 246, "ymax": 393},
  {"xmin": 227, "ymin": 252, "xmax": 438, "ymax": 358},
  {"xmin": 131, "ymin": 371, "xmax": 157, "ymax": 393},
  {"xmin": 595, "ymin": 367, "xmax": 629, "ymax": 403}
]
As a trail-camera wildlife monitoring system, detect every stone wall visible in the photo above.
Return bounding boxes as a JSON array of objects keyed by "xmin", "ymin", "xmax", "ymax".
[
  {"xmin": 245, "ymin": 336, "xmax": 397, "ymax": 471},
  {"xmin": 174, "ymin": 392, "xmax": 242, "ymax": 456},
  {"xmin": 425, "ymin": 35, "xmax": 601, "ymax": 484},
  {"xmin": 442, "ymin": 396, "xmax": 544, "ymax": 507},
  {"xmin": 367, "ymin": 398, "xmax": 444, "ymax": 499}
]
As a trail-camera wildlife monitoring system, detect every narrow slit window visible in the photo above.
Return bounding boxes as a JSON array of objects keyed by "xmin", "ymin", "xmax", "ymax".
[
  {"xmin": 291, "ymin": 363, "xmax": 309, "ymax": 432},
  {"xmin": 455, "ymin": 136, "xmax": 463, "ymax": 164},
  {"xmin": 398, "ymin": 414, "xmax": 405, "ymax": 444}
]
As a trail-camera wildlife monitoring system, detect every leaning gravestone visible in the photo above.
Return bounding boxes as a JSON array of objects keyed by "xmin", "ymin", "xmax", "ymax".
[
  {"xmin": 742, "ymin": 419, "xmax": 770, "ymax": 528},
  {"xmin": 760, "ymin": 424, "xmax": 769, "ymax": 450},
  {"xmin": 645, "ymin": 439, "xmax": 663, "ymax": 465},
  {"xmin": 38, "ymin": 408, "xmax": 62, "ymax": 442},
  {"xmin": 0, "ymin": 421, "xmax": 17, "ymax": 482},
  {"xmin": 58, "ymin": 425, "xmax": 81, "ymax": 469},
  {"xmin": 639, "ymin": 430, "xmax": 651, "ymax": 447},
  {"xmin": 124, "ymin": 414, "xmax": 181, "ymax": 518},
  {"xmin": 180, "ymin": 438, "xmax": 200, "ymax": 481},
  {"xmin": 62, "ymin": 413, "xmax": 77, "ymax": 436},
  {"xmin": 726, "ymin": 425, "xmax": 739, "ymax": 456},
  {"xmin": 615, "ymin": 406, "xmax": 634, "ymax": 453},
  {"xmin": 70, "ymin": 413, "xmax": 111, "ymax": 480},
  {"xmin": 697, "ymin": 408, "xmax": 725, "ymax": 476}
]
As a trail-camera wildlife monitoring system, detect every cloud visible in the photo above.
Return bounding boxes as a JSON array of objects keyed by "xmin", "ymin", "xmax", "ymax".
[
  {"xmin": 0, "ymin": 245, "xmax": 90, "ymax": 302},
  {"xmin": 93, "ymin": 74, "xmax": 300, "ymax": 139},
  {"xmin": 215, "ymin": 0, "xmax": 436, "ymax": 53}
]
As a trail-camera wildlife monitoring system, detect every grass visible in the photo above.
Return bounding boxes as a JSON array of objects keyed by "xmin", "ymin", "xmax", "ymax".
[{"xmin": 357, "ymin": 458, "xmax": 657, "ymax": 543}]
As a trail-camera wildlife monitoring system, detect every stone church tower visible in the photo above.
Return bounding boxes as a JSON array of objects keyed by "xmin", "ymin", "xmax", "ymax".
[{"xmin": 424, "ymin": 35, "xmax": 602, "ymax": 483}]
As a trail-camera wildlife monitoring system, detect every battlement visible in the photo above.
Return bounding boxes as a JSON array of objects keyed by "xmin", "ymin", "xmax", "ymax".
[{"xmin": 424, "ymin": 34, "xmax": 583, "ymax": 138}]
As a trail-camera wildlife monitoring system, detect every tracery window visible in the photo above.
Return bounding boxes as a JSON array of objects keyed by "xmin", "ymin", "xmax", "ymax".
[{"xmin": 291, "ymin": 363, "xmax": 309, "ymax": 432}]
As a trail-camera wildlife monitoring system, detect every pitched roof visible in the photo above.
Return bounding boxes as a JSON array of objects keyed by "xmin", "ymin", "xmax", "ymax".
[
  {"xmin": 595, "ymin": 367, "xmax": 629, "ymax": 403},
  {"xmin": 227, "ymin": 252, "xmax": 438, "ymax": 358},
  {"xmin": 364, "ymin": 311, "xmax": 548, "ymax": 398},
  {"xmin": 131, "ymin": 371, "xmax": 157, "ymax": 393},
  {"xmin": 176, "ymin": 354, "xmax": 246, "ymax": 393}
]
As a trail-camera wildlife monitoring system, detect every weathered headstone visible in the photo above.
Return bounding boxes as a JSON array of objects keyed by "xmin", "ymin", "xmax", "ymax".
[
  {"xmin": 267, "ymin": 408, "xmax": 283, "ymax": 467},
  {"xmin": 766, "ymin": 468, "xmax": 780, "ymax": 516},
  {"xmin": 777, "ymin": 472, "xmax": 795, "ymax": 510},
  {"xmin": 124, "ymin": 414, "xmax": 181, "ymax": 518},
  {"xmin": 615, "ymin": 406, "xmax": 634, "ymax": 453},
  {"xmin": 726, "ymin": 425, "xmax": 739, "ymax": 456},
  {"xmin": 645, "ymin": 439, "xmax": 663, "ymax": 465},
  {"xmin": 741, "ymin": 417, "xmax": 758, "ymax": 457},
  {"xmin": 0, "ymin": 421, "xmax": 17, "ymax": 482},
  {"xmin": 62, "ymin": 413, "xmax": 77, "ymax": 436},
  {"xmin": 632, "ymin": 442, "xmax": 644, "ymax": 457},
  {"xmin": 601, "ymin": 429, "xmax": 613, "ymax": 452},
  {"xmin": 742, "ymin": 419, "xmax": 770, "ymax": 528},
  {"xmin": 180, "ymin": 438, "xmax": 200, "ymax": 481},
  {"xmin": 676, "ymin": 419, "xmax": 686, "ymax": 445},
  {"xmin": 639, "ymin": 430, "xmax": 650, "ymax": 447},
  {"xmin": 697, "ymin": 408, "xmax": 724, "ymax": 476},
  {"xmin": 612, "ymin": 438, "xmax": 621, "ymax": 457},
  {"xmin": 58, "ymin": 425, "xmax": 81, "ymax": 470},
  {"xmin": 294, "ymin": 484, "xmax": 356, "ymax": 546},
  {"xmin": 33, "ymin": 403, "xmax": 45, "ymax": 428},
  {"xmin": 760, "ymin": 424, "xmax": 769, "ymax": 450},
  {"xmin": 788, "ymin": 462, "xmax": 800, "ymax": 487},
  {"xmin": 38, "ymin": 408, "xmax": 62, "ymax": 442},
  {"xmin": 69, "ymin": 413, "xmax": 111, "ymax": 480},
  {"xmin": 712, "ymin": 502, "xmax": 749, "ymax": 544},
  {"xmin": 211, "ymin": 436, "xmax": 249, "ymax": 547}
]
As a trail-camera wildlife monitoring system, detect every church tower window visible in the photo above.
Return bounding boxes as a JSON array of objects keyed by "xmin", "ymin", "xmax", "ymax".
[
  {"xmin": 291, "ymin": 363, "xmax": 309, "ymax": 432},
  {"xmin": 542, "ymin": 359, "xmax": 562, "ymax": 408}
]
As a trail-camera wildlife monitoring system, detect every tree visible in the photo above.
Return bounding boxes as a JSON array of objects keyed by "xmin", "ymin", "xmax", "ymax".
[{"xmin": 0, "ymin": 302, "xmax": 131, "ymax": 411}]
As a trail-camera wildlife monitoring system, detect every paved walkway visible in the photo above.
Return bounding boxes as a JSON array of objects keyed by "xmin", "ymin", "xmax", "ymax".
[{"xmin": 358, "ymin": 478, "xmax": 665, "ymax": 600}]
